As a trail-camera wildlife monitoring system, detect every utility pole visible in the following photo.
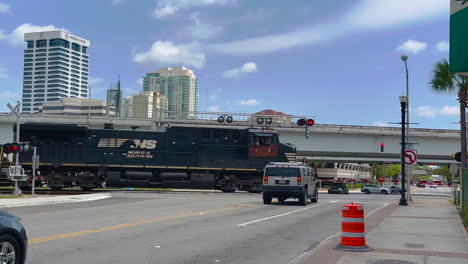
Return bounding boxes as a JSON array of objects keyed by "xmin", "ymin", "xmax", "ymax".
[
  {"xmin": 401, "ymin": 55, "xmax": 412, "ymax": 202},
  {"xmin": 7, "ymin": 101, "xmax": 22, "ymax": 196},
  {"xmin": 32, "ymin": 146, "xmax": 37, "ymax": 195},
  {"xmin": 399, "ymin": 95, "xmax": 408, "ymax": 206}
]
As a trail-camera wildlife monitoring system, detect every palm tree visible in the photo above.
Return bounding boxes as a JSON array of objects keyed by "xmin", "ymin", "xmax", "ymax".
[{"xmin": 430, "ymin": 58, "xmax": 468, "ymax": 167}]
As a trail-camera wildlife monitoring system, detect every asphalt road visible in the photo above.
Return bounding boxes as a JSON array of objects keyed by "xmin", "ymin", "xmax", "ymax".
[{"xmin": 5, "ymin": 192, "xmax": 397, "ymax": 264}]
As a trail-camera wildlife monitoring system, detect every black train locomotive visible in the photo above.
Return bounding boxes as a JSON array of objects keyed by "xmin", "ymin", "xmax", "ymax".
[{"xmin": 18, "ymin": 123, "xmax": 297, "ymax": 192}]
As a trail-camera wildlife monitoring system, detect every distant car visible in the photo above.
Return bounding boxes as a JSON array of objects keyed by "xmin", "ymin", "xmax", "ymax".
[
  {"xmin": 416, "ymin": 183, "xmax": 426, "ymax": 188},
  {"xmin": 429, "ymin": 184, "xmax": 437, "ymax": 189},
  {"xmin": 327, "ymin": 182, "xmax": 349, "ymax": 194},
  {"xmin": 361, "ymin": 184, "xmax": 391, "ymax": 195},
  {"xmin": 0, "ymin": 211, "xmax": 28, "ymax": 264},
  {"xmin": 383, "ymin": 185, "xmax": 401, "ymax": 194}
]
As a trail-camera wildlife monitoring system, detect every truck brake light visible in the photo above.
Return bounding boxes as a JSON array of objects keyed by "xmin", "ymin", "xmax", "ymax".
[
  {"xmin": 297, "ymin": 176, "xmax": 302, "ymax": 185},
  {"xmin": 264, "ymin": 176, "xmax": 268, "ymax": 184}
]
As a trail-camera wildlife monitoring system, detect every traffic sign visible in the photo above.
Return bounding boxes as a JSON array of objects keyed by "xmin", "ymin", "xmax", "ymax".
[{"xmin": 405, "ymin": 150, "xmax": 417, "ymax": 165}]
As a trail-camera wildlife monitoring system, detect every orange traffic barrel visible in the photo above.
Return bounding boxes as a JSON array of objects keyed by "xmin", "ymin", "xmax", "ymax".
[{"xmin": 336, "ymin": 202, "xmax": 373, "ymax": 252}]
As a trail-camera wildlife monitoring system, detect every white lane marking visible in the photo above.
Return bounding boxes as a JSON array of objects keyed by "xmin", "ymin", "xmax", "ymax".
[
  {"xmin": 237, "ymin": 200, "xmax": 340, "ymax": 227},
  {"xmin": 287, "ymin": 234, "xmax": 336, "ymax": 264},
  {"xmin": 287, "ymin": 201, "xmax": 392, "ymax": 264}
]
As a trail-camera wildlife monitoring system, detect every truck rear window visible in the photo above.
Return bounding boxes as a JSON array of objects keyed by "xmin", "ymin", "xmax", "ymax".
[{"xmin": 265, "ymin": 167, "xmax": 300, "ymax": 177}]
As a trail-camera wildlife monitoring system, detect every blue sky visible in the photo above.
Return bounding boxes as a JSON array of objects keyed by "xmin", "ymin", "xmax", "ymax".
[{"xmin": 0, "ymin": 0, "xmax": 460, "ymax": 129}]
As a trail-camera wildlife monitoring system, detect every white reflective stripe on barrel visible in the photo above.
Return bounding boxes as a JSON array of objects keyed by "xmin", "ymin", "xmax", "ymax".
[
  {"xmin": 342, "ymin": 217, "xmax": 364, "ymax": 223},
  {"xmin": 342, "ymin": 232, "xmax": 365, "ymax": 238}
]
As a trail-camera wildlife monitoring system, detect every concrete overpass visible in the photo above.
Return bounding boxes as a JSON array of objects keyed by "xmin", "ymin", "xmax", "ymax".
[{"xmin": 0, "ymin": 113, "xmax": 460, "ymax": 164}]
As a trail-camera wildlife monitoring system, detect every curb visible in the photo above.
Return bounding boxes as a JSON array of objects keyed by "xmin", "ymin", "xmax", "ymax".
[{"xmin": 0, "ymin": 193, "xmax": 112, "ymax": 208}]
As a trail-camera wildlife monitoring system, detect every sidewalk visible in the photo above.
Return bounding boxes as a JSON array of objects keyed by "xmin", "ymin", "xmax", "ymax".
[
  {"xmin": 306, "ymin": 196, "xmax": 468, "ymax": 264},
  {"xmin": 0, "ymin": 193, "xmax": 111, "ymax": 208}
]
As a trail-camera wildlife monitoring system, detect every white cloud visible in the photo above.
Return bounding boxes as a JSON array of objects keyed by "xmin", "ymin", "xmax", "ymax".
[
  {"xmin": 188, "ymin": 13, "xmax": 222, "ymax": 40},
  {"xmin": 239, "ymin": 99, "xmax": 258, "ymax": 106},
  {"xmin": 0, "ymin": 2, "xmax": 11, "ymax": 13},
  {"xmin": 0, "ymin": 66, "xmax": 7, "ymax": 78},
  {"xmin": 210, "ymin": 0, "xmax": 446, "ymax": 56},
  {"xmin": 396, "ymin": 40, "xmax": 428, "ymax": 54},
  {"xmin": 0, "ymin": 91, "xmax": 18, "ymax": 98},
  {"xmin": 372, "ymin": 121, "xmax": 389, "ymax": 127},
  {"xmin": 344, "ymin": 0, "xmax": 447, "ymax": 30},
  {"xmin": 439, "ymin": 105, "xmax": 458, "ymax": 116},
  {"xmin": 0, "ymin": 30, "xmax": 5, "ymax": 40},
  {"xmin": 415, "ymin": 105, "xmax": 458, "ymax": 118},
  {"xmin": 4, "ymin": 23, "xmax": 68, "ymax": 47},
  {"xmin": 436, "ymin": 41, "xmax": 449, "ymax": 52},
  {"xmin": 153, "ymin": 0, "xmax": 235, "ymax": 19},
  {"xmin": 133, "ymin": 41, "xmax": 206, "ymax": 68},
  {"xmin": 222, "ymin": 62, "xmax": 257, "ymax": 79},
  {"xmin": 89, "ymin": 77, "xmax": 105, "ymax": 86},
  {"xmin": 208, "ymin": 105, "xmax": 220, "ymax": 112}
]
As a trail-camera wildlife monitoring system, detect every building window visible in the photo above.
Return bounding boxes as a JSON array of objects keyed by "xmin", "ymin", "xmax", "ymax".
[
  {"xmin": 23, "ymin": 99, "xmax": 31, "ymax": 102},
  {"xmin": 36, "ymin": 49, "xmax": 47, "ymax": 52},
  {"xmin": 24, "ymin": 54, "xmax": 34, "ymax": 58},
  {"xmin": 48, "ymin": 61, "xmax": 69, "ymax": 66},
  {"xmin": 27, "ymin": 41, "xmax": 34, "ymax": 48},
  {"xmin": 48, "ymin": 66, "xmax": 68, "ymax": 71},
  {"xmin": 81, "ymin": 63, "xmax": 88, "ymax": 67},
  {"xmin": 70, "ymin": 82, "xmax": 79, "ymax": 87},
  {"xmin": 35, "ymin": 67, "xmax": 46, "ymax": 71},
  {"xmin": 49, "ymin": 52, "xmax": 69, "ymax": 58},
  {"xmin": 47, "ymin": 98, "xmax": 60, "ymax": 102},
  {"xmin": 23, "ymin": 85, "xmax": 32, "ymax": 88},
  {"xmin": 48, "ymin": 70, "xmax": 68, "ymax": 75},
  {"xmin": 23, "ymin": 94, "xmax": 31, "ymax": 98},
  {"xmin": 48, "ymin": 79, "xmax": 68, "ymax": 85},
  {"xmin": 49, "ymin": 39, "xmax": 70, "ymax": 48},
  {"xmin": 24, "ymin": 59, "xmax": 33, "ymax": 62},
  {"xmin": 71, "ymin": 74, "xmax": 79, "ymax": 78},
  {"xmin": 82, "ymin": 59, "xmax": 89, "ymax": 63},
  {"xmin": 82, "ymin": 67, "xmax": 89, "ymax": 72},
  {"xmin": 24, "ymin": 72, "xmax": 32, "ymax": 76},
  {"xmin": 71, "ymin": 60, "xmax": 80, "ymax": 65},
  {"xmin": 82, "ymin": 72, "xmax": 88, "ymax": 76},
  {"xmin": 23, "ymin": 103, "xmax": 31, "ymax": 107},
  {"xmin": 33, "ymin": 103, "xmax": 43, "ymax": 106},
  {"xmin": 82, "ymin": 47, "xmax": 87, "ymax": 54},
  {"xmin": 24, "ymin": 63, "xmax": 33, "ymax": 66},
  {"xmin": 35, "ymin": 89, "xmax": 45, "ymax": 93},
  {"xmin": 35, "ymin": 53, "xmax": 47, "ymax": 57},
  {"xmin": 82, "ymin": 76, "xmax": 88, "ymax": 80},
  {"xmin": 71, "ymin": 78, "xmax": 79, "ymax": 83},
  {"xmin": 35, "ymin": 71, "xmax": 46, "ymax": 75},
  {"xmin": 49, "ymin": 56, "xmax": 69, "ymax": 62},
  {"xmin": 81, "ymin": 85, "xmax": 88, "ymax": 88},
  {"xmin": 36, "ymin": 40, "xmax": 47, "ymax": 48},
  {"xmin": 81, "ymin": 81, "xmax": 88, "ymax": 85},
  {"xmin": 24, "ymin": 50, "xmax": 34, "ymax": 53},
  {"xmin": 35, "ymin": 58, "xmax": 47, "ymax": 61},
  {"xmin": 34, "ymin": 76, "xmax": 46, "ymax": 79},
  {"xmin": 49, "ymin": 48, "xmax": 69, "ymax": 53},
  {"xmin": 72, "ymin": 52, "xmax": 80, "ymax": 57},
  {"xmin": 48, "ymin": 84, "xmax": 68, "ymax": 89},
  {"xmin": 82, "ymin": 55, "xmax": 89, "ymax": 59},
  {"xmin": 71, "ymin": 69, "xmax": 79, "ymax": 74},
  {"xmin": 72, "ymin": 43, "xmax": 81, "ymax": 52},
  {"xmin": 24, "ymin": 67, "xmax": 33, "ymax": 71},
  {"xmin": 71, "ymin": 56, "xmax": 80, "ymax": 61},
  {"xmin": 71, "ymin": 92, "xmax": 79, "ymax": 96},
  {"xmin": 33, "ymin": 94, "xmax": 44, "ymax": 97},
  {"xmin": 23, "ymin": 80, "xmax": 32, "ymax": 84},
  {"xmin": 34, "ymin": 99, "xmax": 45, "ymax": 102},
  {"xmin": 36, "ymin": 62, "xmax": 46, "ymax": 66},
  {"xmin": 34, "ymin": 80, "xmax": 46, "ymax": 84},
  {"xmin": 71, "ymin": 65, "xmax": 80, "ymax": 70},
  {"xmin": 34, "ymin": 85, "xmax": 45, "ymax": 88},
  {"xmin": 49, "ymin": 75, "xmax": 69, "ymax": 80}
]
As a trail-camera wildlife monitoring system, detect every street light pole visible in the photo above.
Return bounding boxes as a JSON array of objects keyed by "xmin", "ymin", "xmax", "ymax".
[
  {"xmin": 400, "ymin": 95, "xmax": 408, "ymax": 206},
  {"xmin": 401, "ymin": 55, "xmax": 412, "ymax": 202}
]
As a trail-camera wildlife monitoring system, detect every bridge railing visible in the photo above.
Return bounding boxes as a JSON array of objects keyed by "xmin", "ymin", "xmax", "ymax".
[{"xmin": 153, "ymin": 110, "xmax": 316, "ymax": 128}]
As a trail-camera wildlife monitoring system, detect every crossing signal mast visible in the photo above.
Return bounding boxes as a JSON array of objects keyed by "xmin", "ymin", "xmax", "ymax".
[{"xmin": 296, "ymin": 118, "xmax": 315, "ymax": 138}]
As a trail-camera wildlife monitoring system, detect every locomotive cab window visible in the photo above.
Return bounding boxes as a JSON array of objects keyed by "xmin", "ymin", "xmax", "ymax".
[{"xmin": 250, "ymin": 133, "xmax": 277, "ymax": 146}]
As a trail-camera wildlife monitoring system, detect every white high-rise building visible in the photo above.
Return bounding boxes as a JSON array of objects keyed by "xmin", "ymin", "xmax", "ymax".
[
  {"xmin": 122, "ymin": 91, "xmax": 168, "ymax": 119},
  {"xmin": 22, "ymin": 30, "xmax": 90, "ymax": 113},
  {"xmin": 143, "ymin": 67, "xmax": 198, "ymax": 117}
]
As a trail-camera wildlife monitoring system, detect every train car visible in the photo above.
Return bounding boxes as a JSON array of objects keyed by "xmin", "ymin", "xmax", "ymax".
[{"xmin": 18, "ymin": 123, "xmax": 297, "ymax": 192}]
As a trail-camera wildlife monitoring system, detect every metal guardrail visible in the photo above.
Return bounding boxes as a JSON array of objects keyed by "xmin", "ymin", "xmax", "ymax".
[{"xmin": 152, "ymin": 110, "xmax": 316, "ymax": 128}]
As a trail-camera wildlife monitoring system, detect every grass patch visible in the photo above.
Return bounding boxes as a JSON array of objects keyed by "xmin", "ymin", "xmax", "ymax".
[
  {"xmin": 461, "ymin": 207, "xmax": 468, "ymax": 227},
  {"xmin": 0, "ymin": 195, "xmax": 22, "ymax": 199}
]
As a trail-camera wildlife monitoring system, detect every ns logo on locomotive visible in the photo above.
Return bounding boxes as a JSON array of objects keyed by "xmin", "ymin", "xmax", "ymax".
[{"xmin": 1, "ymin": 122, "xmax": 306, "ymax": 192}]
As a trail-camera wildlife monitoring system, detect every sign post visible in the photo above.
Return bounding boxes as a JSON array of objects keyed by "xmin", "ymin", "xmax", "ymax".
[
  {"xmin": 405, "ymin": 149, "xmax": 417, "ymax": 201},
  {"xmin": 32, "ymin": 147, "xmax": 37, "ymax": 195},
  {"xmin": 450, "ymin": 0, "xmax": 468, "ymax": 75}
]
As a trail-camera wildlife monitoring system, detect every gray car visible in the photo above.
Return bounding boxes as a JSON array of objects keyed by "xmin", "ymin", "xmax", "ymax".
[
  {"xmin": 361, "ymin": 184, "xmax": 392, "ymax": 195},
  {"xmin": 0, "ymin": 211, "xmax": 28, "ymax": 264}
]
